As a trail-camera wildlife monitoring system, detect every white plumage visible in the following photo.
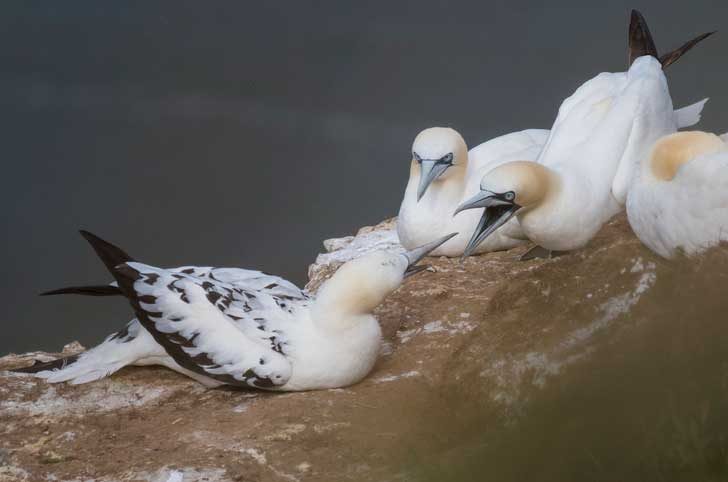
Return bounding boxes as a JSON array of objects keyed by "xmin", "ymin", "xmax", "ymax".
[
  {"xmin": 397, "ymin": 127, "xmax": 549, "ymax": 256},
  {"xmin": 627, "ymin": 131, "xmax": 728, "ymax": 258},
  {"xmin": 455, "ymin": 56, "xmax": 706, "ymax": 255},
  {"xmin": 454, "ymin": 11, "xmax": 713, "ymax": 257},
  {"xmin": 28, "ymin": 231, "xmax": 455, "ymax": 390},
  {"xmin": 524, "ymin": 56, "xmax": 687, "ymax": 250}
]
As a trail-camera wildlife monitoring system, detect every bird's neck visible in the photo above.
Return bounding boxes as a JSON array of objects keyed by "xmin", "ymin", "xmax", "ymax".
[
  {"xmin": 310, "ymin": 276, "xmax": 380, "ymax": 333},
  {"xmin": 517, "ymin": 165, "xmax": 563, "ymax": 230}
]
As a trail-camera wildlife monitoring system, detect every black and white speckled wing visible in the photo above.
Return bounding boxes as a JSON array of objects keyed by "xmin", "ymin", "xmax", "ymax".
[
  {"xmin": 113, "ymin": 261, "xmax": 293, "ymax": 388},
  {"xmin": 169, "ymin": 266, "xmax": 308, "ymax": 301},
  {"xmin": 42, "ymin": 266, "xmax": 310, "ymax": 319},
  {"xmin": 166, "ymin": 267, "xmax": 310, "ymax": 350}
]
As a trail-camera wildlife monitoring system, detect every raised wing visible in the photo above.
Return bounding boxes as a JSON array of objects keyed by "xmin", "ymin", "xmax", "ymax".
[
  {"xmin": 114, "ymin": 261, "xmax": 293, "ymax": 388},
  {"xmin": 537, "ymin": 71, "xmax": 628, "ymax": 169}
]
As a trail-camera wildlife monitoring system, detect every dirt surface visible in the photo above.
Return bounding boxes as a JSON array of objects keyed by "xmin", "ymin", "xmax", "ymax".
[{"xmin": 2, "ymin": 214, "xmax": 727, "ymax": 482}]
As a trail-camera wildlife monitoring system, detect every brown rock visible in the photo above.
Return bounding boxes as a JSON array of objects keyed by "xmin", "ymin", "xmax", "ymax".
[{"xmin": 2, "ymin": 214, "xmax": 728, "ymax": 481}]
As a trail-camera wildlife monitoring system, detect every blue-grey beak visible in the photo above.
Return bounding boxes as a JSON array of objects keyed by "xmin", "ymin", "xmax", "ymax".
[
  {"xmin": 417, "ymin": 160, "xmax": 451, "ymax": 202},
  {"xmin": 403, "ymin": 232, "xmax": 458, "ymax": 277},
  {"xmin": 455, "ymin": 190, "xmax": 520, "ymax": 258}
]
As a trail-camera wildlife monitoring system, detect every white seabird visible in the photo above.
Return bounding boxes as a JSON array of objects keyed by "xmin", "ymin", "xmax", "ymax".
[
  {"xmin": 455, "ymin": 10, "xmax": 713, "ymax": 258},
  {"xmin": 397, "ymin": 127, "xmax": 549, "ymax": 256},
  {"xmin": 627, "ymin": 130, "xmax": 728, "ymax": 258},
  {"xmin": 14, "ymin": 230, "xmax": 456, "ymax": 390}
]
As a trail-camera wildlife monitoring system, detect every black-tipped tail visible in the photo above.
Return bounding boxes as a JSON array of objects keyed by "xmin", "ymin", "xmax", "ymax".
[
  {"xmin": 659, "ymin": 31, "xmax": 716, "ymax": 69},
  {"xmin": 628, "ymin": 9, "xmax": 715, "ymax": 69},
  {"xmin": 11, "ymin": 354, "xmax": 80, "ymax": 374},
  {"xmin": 38, "ymin": 231, "xmax": 132, "ymax": 298},
  {"xmin": 79, "ymin": 230, "xmax": 134, "ymax": 274},
  {"xmin": 40, "ymin": 285, "xmax": 122, "ymax": 297},
  {"xmin": 628, "ymin": 10, "xmax": 658, "ymax": 64}
]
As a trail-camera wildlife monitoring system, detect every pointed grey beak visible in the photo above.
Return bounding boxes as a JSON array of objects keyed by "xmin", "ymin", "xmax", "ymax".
[
  {"xmin": 453, "ymin": 190, "xmax": 512, "ymax": 217},
  {"xmin": 455, "ymin": 190, "xmax": 520, "ymax": 258},
  {"xmin": 403, "ymin": 232, "xmax": 458, "ymax": 277},
  {"xmin": 417, "ymin": 160, "xmax": 451, "ymax": 202}
]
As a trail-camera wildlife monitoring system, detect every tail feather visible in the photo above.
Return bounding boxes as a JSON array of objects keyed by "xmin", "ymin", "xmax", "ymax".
[
  {"xmin": 40, "ymin": 285, "xmax": 122, "ymax": 297},
  {"xmin": 40, "ymin": 360, "xmax": 126, "ymax": 385},
  {"xmin": 23, "ymin": 233, "xmax": 155, "ymax": 385},
  {"xmin": 15, "ymin": 322, "xmax": 151, "ymax": 384},
  {"xmin": 628, "ymin": 9, "xmax": 715, "ymax": 69},
  {"xmin": 11, "ymin": 350, "xmax": 124, "ymax": 384}
]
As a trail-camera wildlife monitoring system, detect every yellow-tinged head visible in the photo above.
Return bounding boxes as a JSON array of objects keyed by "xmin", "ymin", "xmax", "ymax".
[
  {"xmin": 454, "ymin": 161, "xmax": 557, "ymax": 257},
  {"xmin": 311, "ymin": 233, "xmax": 457, "ymax": 330},
  {"xmin": 650, "ymin": 131, "xmax": 725, "ymax": 181},
  {"xmin": 478, "ymin": 161, "xmax": 555, "ymax": 209}
]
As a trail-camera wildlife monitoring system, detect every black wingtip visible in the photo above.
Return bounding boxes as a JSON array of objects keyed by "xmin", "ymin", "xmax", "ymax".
[
  {"xmin": 78, "ymin": 230, "xmax": 134, "ymax": 274},
  {"xmin": 40, "ymin": 285, "xmax": 122, "ymax": 297},
  {"xmin": 11, "ymin": 354, "xmax": 80, "ymax": 374},
  {"xmin": 628, "ymin": 9, "xmax": 658, "ymax": 65},
  {"xmin": 628, "ymin": 9, "xmax": 715, "ymax": 69},
  {"xmin": 659, "ymin": 30, "xmax": 716, "ymax": 69},
  {"xmin": 113, "ymin": 263, "xmax": 141, "ymax": 282}
]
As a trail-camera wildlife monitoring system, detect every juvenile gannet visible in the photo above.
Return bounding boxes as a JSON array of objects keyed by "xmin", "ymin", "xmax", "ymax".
[
  {"xmin": 397, "ymin": 127, "xmax": 549, "ymax": 256},
  {"xmin": 627, "ymin": 131, "xmax": 728, "ymax": 258},
  {"xmin": 13, "ymin": 231, "xmax": 455, "ymax": 390},
  {"xmin": 455, "ymin": 10, "xmax": 713, "ymax": 258}
]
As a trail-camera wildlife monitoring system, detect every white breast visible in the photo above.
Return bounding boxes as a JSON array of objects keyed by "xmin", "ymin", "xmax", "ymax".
[{"xmin": 281, "ymin": 314, "xmax": 382, "ymax": 390}]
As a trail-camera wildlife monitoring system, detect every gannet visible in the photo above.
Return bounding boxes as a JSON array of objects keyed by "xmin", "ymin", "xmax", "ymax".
[
  {"xmin": 455, "ymin": 10, "xmax": 713, "ymax": 258},
  {"xmin": 13, "ymin": 230, "xmax": 456, "ymax": 390},
  {"xmin": 397, "ymin": 127, "xmax": 549, "ymax": 256},
  {"xmin": 627, "ymin": 131, "xmax": 728, "ymax": 258}
]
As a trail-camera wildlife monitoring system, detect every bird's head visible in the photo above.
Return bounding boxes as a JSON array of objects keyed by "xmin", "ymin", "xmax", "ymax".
[
  {"xmin": 314, "ymin": 233, "xmax": 457, "ymax": 322},
  {"xmin": 454, "ymin": 161, "xmax": 554, "ymax": 257},
  {"xmin": 411, "ymin": 127, "xmax": 468, "ymax": 201}
]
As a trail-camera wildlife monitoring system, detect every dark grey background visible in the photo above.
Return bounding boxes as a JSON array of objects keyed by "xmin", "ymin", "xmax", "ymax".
[{"xmin": 2, "ymin": 0, "xmax": 726, "ymax": 354}]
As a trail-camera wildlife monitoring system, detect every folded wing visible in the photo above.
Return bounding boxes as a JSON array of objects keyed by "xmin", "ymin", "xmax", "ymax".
[{"xmin": 113, "ymin": 261, "xmax": 292, "ymax": 388}]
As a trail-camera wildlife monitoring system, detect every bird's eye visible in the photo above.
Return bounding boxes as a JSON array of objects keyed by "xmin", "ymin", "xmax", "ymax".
[
  {"xmin": 440, "ymin": 153, "xmax": 454, "ymax": 164},
  {"xmin": 413, "ymin": 152, "xmax": 422, "ymax": 163},
  {"xmin": 504, "ymin": 191, "xmax": 515, "ymax": 201}
]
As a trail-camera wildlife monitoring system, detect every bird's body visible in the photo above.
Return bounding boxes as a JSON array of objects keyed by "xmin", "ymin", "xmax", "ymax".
[
  {"xmin": 456, "ymin": 58, "xmax": 707, "ymax": 255},
  {"xmin": 397, "ymin": 128, "xmax": 549, "ymax": 256},
  {"xmin": 454, "ymin": 11, "xmax": 713, "ymax": 257},
  {"xmin": 23, "ymin": 232, "xmax": 454, "ymax": 390},
  {"xmin": 34, "ymin": 264, "xmax": 375, "ymax": 390},
  {"xmin": 522, "ymin": 56, "xmax": 683, "ymax": 251},
  {"xmin": 627, "ymin": 131, "xmax": 728, "ymax": 258}
]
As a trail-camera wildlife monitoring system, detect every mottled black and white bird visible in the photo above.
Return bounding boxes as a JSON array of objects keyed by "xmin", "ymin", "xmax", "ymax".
[{"xmin": 15, "ymin": 231, "xmax": 455, "ymax": 390}]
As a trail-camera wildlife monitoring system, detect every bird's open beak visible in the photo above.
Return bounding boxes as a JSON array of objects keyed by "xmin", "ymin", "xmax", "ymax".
[
  {"xmin": 417, "ymin": 160, "xmax": 451, "ymax": 202},
  {"xmin": 455, "ymin": 191, "xmax": 521, "ymax": 258},
  {"xmin": 403, "ymin": 232, "xmax": 458, "ymax": 277}
]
